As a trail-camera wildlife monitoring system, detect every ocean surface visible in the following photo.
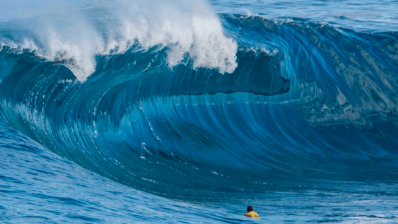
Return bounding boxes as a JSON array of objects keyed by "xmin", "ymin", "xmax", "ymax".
[{"xmin": 1, "ymin": 0, "xmax": 398, "ymax": 223}]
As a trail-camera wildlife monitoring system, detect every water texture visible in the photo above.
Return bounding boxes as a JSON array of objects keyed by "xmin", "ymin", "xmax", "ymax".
[{"xmin": 0, "ymin": 0, "xmax": 398, "ymax": 223}]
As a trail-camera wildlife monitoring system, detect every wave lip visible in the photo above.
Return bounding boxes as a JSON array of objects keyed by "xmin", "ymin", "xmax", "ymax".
[{"xmin": 0, "ymin": 0, "xmax": 238, "ymax": 81}]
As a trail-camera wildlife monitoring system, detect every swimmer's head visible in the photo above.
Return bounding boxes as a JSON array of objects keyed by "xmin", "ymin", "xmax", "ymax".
[{"xmin": 247, "ymin": 206, "xmax": 254, "ymax": 212}]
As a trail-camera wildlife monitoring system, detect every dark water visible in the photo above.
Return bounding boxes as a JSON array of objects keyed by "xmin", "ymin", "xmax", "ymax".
[{"xmin": 1, "ymin": 0, "xmax": 398, "ymax": 223}]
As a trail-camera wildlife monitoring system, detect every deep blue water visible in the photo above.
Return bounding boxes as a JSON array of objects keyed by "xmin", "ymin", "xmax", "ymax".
[{"xmin": 1, "ymin": 0, "xmax": 398, "ymax": 223}]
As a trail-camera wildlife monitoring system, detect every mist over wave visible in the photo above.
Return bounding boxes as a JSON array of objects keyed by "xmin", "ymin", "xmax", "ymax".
[{"xmin": 0, "ymin": 0, "xmax": 237, "ymax": 81}]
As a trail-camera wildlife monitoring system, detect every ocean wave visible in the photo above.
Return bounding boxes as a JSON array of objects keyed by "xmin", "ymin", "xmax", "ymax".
[{"xmin": 1, "ymin": 14, "xmax": 398, "ymax": 197}]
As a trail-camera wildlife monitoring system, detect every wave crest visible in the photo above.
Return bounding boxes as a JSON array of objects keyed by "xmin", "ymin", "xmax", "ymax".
[{"xmin": 0, "ymin": 0, "xmax": 238, "ymax": 81}]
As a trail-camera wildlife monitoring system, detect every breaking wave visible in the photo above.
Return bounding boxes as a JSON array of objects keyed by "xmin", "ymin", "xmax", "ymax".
[{"xmin": 1, "ymin": 6, "xmax": 398, "ymax": 198}]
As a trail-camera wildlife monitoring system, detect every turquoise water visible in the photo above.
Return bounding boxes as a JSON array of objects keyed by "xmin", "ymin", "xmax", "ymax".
[{"xmin": 1, "ymin": 0, "xmax": 398, "ymax": 223}]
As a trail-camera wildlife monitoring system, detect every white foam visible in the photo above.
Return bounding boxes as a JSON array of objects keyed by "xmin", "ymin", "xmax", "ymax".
[{"xmin": 0, "ymin": 0, "xmax": 238, "ymax": 81}]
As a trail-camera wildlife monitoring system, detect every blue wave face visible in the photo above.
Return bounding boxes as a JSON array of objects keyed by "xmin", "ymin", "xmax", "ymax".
[
  {"xmin": 1, "ymin": 14, "xmax": 398, "ymax": 200},
  {"xmin": 210, "ymin": 0, "xmax": 398, "ymax": 32}
]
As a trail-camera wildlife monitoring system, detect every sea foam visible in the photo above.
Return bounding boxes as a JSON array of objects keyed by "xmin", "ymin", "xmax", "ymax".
[{"xmin": 0, "ymin": 0, "xmax": 238, "ymax": 81}]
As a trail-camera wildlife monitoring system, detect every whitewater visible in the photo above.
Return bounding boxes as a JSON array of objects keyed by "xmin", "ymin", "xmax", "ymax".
[{"xmin": 1, "ymin": 0, "xmax": 398, "ymax": 223}]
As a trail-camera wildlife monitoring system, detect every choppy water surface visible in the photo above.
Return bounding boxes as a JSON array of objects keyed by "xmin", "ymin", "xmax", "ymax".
[{"xmin": 1, "ymin": 0, "xmax": 398, "ymax": 223}]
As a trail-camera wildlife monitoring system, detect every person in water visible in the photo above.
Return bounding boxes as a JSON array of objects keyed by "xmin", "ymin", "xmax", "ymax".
[{"xmin": 244, "ymin": 206, "xmax": 260, "ymax": 219}]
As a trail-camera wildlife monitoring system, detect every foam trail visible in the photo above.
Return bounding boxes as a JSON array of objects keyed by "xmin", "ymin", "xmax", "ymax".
[{"xmin": 0, "ymin": 0, "xmax": 238, "ymax": 81}]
